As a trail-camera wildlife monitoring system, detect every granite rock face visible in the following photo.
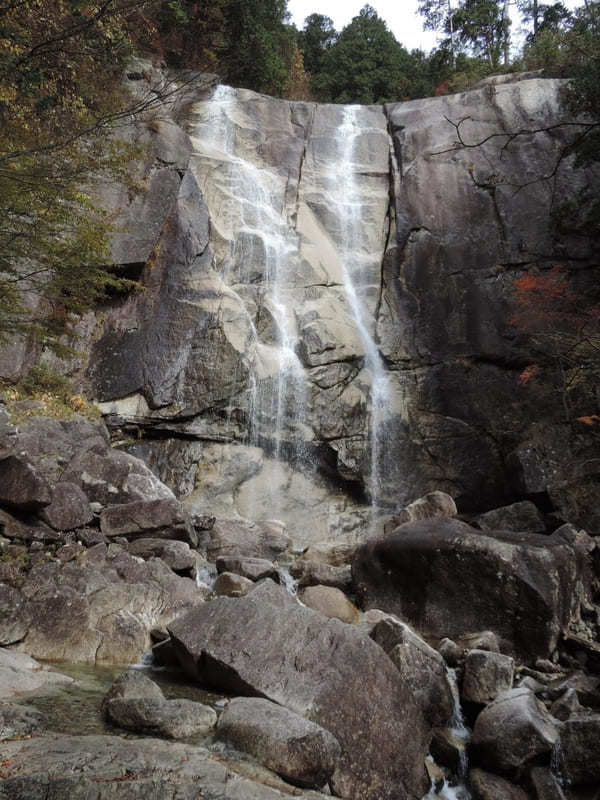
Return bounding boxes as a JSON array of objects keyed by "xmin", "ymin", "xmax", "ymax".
[{"xmin": 2, "ymin": 74, "xmax": 599, "ymax": 536}]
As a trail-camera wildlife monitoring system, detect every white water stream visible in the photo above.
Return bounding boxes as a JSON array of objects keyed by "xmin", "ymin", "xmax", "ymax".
[
  {"xmin": 190, "ymin": 85, "xmax": 308, "ymax": 461},
  {"xmin": 190, "ymin": 87, "xmax": 393, "ymax": 521},
  {"xmin": 329, "ymin": 105, "xmax": 392, "ymax": 508}
]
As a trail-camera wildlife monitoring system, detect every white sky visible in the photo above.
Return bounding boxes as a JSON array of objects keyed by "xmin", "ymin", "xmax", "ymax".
[{"xmin": 288, "ymin": 0, "xmax": 585, "ymax": 53}]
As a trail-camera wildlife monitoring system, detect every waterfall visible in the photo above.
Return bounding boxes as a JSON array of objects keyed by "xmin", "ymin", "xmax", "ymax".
[
  {"xmin": 189, "ymin": 85, "xmax": 308, "ymax": 461},
  {"xmin": 329, "ymin": 105, "xmax": 392, "ymax": 509}
]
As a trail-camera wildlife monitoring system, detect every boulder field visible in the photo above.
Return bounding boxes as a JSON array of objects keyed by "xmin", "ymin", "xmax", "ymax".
[{"xmin": 1, "ymin": 413, "xmax": 600, "ymax": 800}]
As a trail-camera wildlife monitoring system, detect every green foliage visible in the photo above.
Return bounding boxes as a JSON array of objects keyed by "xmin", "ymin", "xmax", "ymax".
[
  {"xmin": 0, "ymin": 0, "xmax": 145, "ymax": 354},
  {"xmin": 419, "ymin": 0, "xmax": 510, "ymax": 68},
  {"xmin": 21, "ymin": 362, "xmax": 72, "ymax": 398},
  {"xmin": 308, "ymin": 5, "xmax": 416, "ymax": 104},
  {"xmin": 149, "ymin": 0, "xmax": 228, "ymax": 69},
  {"xmin": 220, "ymin": 0, "xmax": 295, "ymax": 96},
  {"xmin": 298, "ymin": 13, "xmax": 337, "ymax": 78}
]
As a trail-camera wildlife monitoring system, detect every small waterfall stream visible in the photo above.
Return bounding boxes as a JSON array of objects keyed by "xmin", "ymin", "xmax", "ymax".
[
  {"xmin": 188, "ymin": 87, "xmax": 395, "ymax": 531},
  {"xmin": 189, "ymin": 85, "xmax": 308, "ymax": 461},
  {"xmin": 329, "ymin": 105, "xmax": 392, "ymax": 509}
]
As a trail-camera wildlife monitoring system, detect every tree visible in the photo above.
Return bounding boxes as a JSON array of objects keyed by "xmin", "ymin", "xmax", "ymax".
[
  {"xmin": 0, "ymin": 0, "xmax": 158, "ymax": 355},
  {"xmin": 419, "ymin": 0, "xmax": 510, "ymax": 67},
  {"xmin": 314, "ymin": 5, "xmax": 414, "ymax": 104},
  {"xmin": 148, "ymin": 0, "xmax": 228, "ymax": 70},
  {"xmin": 298, "ymin": 13, "xmax": 337, "ymax": 79},
  {"xmin": 220, "ymin": 0, "xmax": 294, "ymax": 96}
]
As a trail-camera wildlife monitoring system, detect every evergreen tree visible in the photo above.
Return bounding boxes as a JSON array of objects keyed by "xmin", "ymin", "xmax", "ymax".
[
  {"xmin": 298, "ymin": 13, "xmax": 337, "ymax": 78},
  {"xmin": 221, "ymin": 0, "xmax": 294, "ymax": 96},
  {"xmin": 315, "ymin": 5, "xmax": 414, "ymax": 104}
]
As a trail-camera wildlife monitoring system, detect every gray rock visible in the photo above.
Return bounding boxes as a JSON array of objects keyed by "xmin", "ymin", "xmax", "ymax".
[
  {"xmin": 217, "ymin": 697, "xmax": 341, "ymax": 789},
  {"xmin": 289, "ymin": 559, "xmax": 352, "ymax": 590},
  {"xmin": 202, "ymin": 518, "xmax": 291, "ymax": 561},
  {"xmin": 14, "ymin": 548, "xmax": 206, "ymax": 664},
  {"xmin": 0, "ymin": 703, "xmax": 47, "ymax": 741},
  {"xmin": 213, "ymin": 571, "xmax": 254, "ymax": 597},
  {"xmin": 369, "ymin": 615, "xmax": 454, "ymax": 727},
  {"xmin": 102, "ymin": 670, "xmax": 217, "ymax": 739},
  {"xmin": 298, "ymin": 585, "xmax": 359, "ymax": 624},
  {"xmin": 462, "ymin": 649, "xmax": 514, "ymax": 705},
  {"xmin": 128, "ymin": 538, "xmax": 198, "ymax": 573},
  {"xmin": 469, "ymin": 768, "xmax": 530, "ymax": 800},
  {"xmin": 529, "ymin": 766, "xmax": 567, "ymax": 800},
  {"xmin": 352, "ymin": 519, "xmax": 591, "ymax": 662},
  {"xmin": 0, "ymin": 650, "xmax": 73, "ymax": 698},
  {"xmin": 0, "ymin": 732, "xmax": 330, "ymax": 799},
  {"xmin": 472, "ymin": 688, "xmax": 559, "ymax": 775},
  {"xmin": 100, "ymin": 499, "xmax": 197, "ymax": 547},
  {"xmin": 168, "ymin": 580, "xmax": 431, "ymax": 800},
  {"xmin": 475, "ymin": 501, "xmax": 546, "ymax": 533},
  {"xmin": 62, "ymin": 447, "xmax": 175, "ymax": 506},
  {"xmin": 106, "ymin": 696, "xmax": 216, "ymax": 739},
  {"xmin": 550, "ymin": 688, "xmax": 582, "ymax": 721},
  {"xmin": 102, "ymin": 670, "xmax": 165, "ymax": 710},
  {"xmin": 438, "ymin": 638, "xmax": 462, "ymax": 667},
  {"xmin": 384, "ymin": 491, "xmax": 457, "ymax": 532},
  {"xmin": 457, "ymin": 631, "xmax": 501, "ymax": 653},
  {"xmin": 40, "ymin": 481, "xmax": 94, "ymax": 531},
  {"xmin": 0, "ymin": 584, "xmax": 30, "ymax": 645},
  {"xmin": 559, "ymin": 714, "xmax": 600, "ymax": 785},
  {"xmin": 0, "ymin": 454, "xmax": 51, "ymax": 511},
  {"xmin": 215, "ymin": 555, "xmax": 278, "ymax": 582}
]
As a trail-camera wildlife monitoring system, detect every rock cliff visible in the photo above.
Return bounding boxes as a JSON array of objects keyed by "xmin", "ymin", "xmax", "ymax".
[{"xmin": 6, "ymin": 68, "xmax": 598, "ymax": 541}]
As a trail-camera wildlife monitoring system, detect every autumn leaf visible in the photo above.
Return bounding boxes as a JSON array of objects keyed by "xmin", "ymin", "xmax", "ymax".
[{"xmin": 519, "ymin": 364, "xmax": 539, "ymax": 385}]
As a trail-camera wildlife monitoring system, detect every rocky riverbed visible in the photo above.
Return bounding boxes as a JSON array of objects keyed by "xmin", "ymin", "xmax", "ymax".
[{"xmin": 1, "ymin": 411, "xmax": 600, "ymax": 800}]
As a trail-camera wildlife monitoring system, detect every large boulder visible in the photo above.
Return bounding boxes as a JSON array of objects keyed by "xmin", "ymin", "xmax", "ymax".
[
  {"xmin": 384, "ymin": 491, "xmax": 457, "ymax": 533},
  {"xmin": 474, "ymin": 501, "xmax": 546, "ymax": 533},
  {"xmin": 472, "ymin": 688, "xmax": 559, "ymax": 776},
  {"xmin": 13, "ymin": 546, "xmax": 207, "ymax": 664},
  {"xmin": 100, "ymin": 499, "xmax": 197, "ymax": 546},
  {"xmin": 298, "ymin": 585, "xmax": 359, "ymax": 624},
  {"xmin": 103, "ymin": 671, "xmax": 216, "ymax": 740},
  {"xmin": 0, "ymin": 732, "xmax": 330, "ymax": 799},
  {"xmin": 0, "ymin": 454, "xmax": 51, "ymax": 511},
  {"xmin": 201, "ymin": 518, "xmax": 291, "ymax": 561},
  {"xmin": 40, "ymin": 481, "xmax": 94, "ymax": 531},
  {"xmin": 0, "ymin": 650, "xmax": 73, "ymax": 698},
  {"xmin": 352, "ymin": 518, "xmax": 592, "ymax": 662},
  {"xmin": 62, "ymin": 447, "xmax": 175, "ymax": 506},
  {"xmin": 168, "ymin": 580, "xmax": 431, "ymax": 800},
  {"xmin": 462, "ymin": 649, "xmax": 514, "ymax": 705},
  {"xmin": 558, "ymin": 714, "xmax": 600, "ymax": 785},
  {"xmin": 368, "ymin": 615, "xmax": 454, "ymax": 727},
  {"xmin": 217, "ymin": 697, "xmax": 341, "ymax": 789}
]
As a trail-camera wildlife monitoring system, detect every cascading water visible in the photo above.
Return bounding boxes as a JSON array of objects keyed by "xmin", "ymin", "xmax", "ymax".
[
  {"xmin": 422, "ymin": 669, "xmax": 472, "ymax": 799},
  {"xmin": 328, "ymin": 105, "xmax": 392, "ymax": 509},
  {"xmin": 189, "ymin": 85, "xmax": 308, "ymax": 460}
]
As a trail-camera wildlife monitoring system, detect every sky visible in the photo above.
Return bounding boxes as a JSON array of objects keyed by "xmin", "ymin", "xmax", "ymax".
[{"xmin": 287, "ymin": 0, "xmax": 585, "ymax": 53}]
